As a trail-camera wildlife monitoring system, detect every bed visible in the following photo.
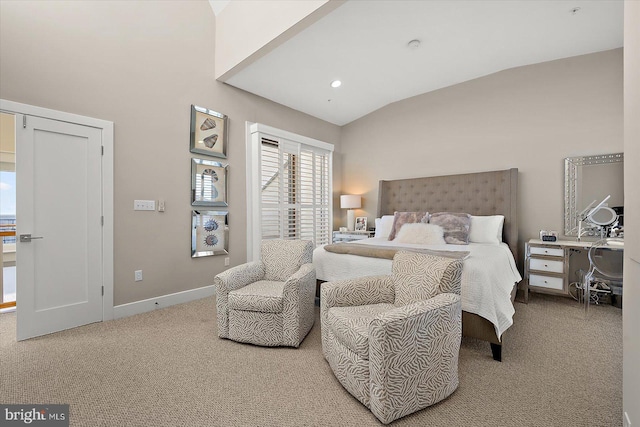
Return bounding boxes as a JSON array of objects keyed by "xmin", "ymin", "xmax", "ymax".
[{"xmin": 314, "ymin": 168, "xmax": 521, "ymax": 361}]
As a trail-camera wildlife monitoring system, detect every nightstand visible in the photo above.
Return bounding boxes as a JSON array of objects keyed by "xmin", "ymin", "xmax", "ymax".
[{"xmin": 332, "ymin": 230, "xmax": 374, "ymax": 243}]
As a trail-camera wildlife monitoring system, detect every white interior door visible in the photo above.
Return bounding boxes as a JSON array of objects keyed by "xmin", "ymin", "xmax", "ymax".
[{"xmin": 16, "ymin": 114, "xmax": 103, "ymax": 340}]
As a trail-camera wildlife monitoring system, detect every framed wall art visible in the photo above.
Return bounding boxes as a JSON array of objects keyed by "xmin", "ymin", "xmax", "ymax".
[
  {"xmin": 190, "ymin": 105, "xmax": 228, "ymax": 158},
  {"xmin": 192, "ymin": 210, "xmax": 228, "ymax": 257},
  {"xmin": 355, "ymin": 216, "xmax": 368, "ymax": 231},
  {"xmin": 191, "ymin": 158, "xmax": 228, "ymax": 207}
]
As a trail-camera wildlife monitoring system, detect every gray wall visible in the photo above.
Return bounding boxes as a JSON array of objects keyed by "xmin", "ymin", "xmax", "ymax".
[
  {"xmin": 339, "ymin": 49, "xmax": 623, "ymax": 265},
  {"xmin": 0, "ymin": 1, "xmax": 341, "ymax": 305}
]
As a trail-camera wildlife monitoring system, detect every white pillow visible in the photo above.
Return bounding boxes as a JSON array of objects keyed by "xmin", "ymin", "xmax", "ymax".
[
  {"xmin": 394, "ymin": 223, "xmax": 446, "ymax": 245},
  {"xmin": 469, "ymin": 215, "xmax": 504, "ymax": 244},
  {"xmin": 374, "ymin": 215, "xmax": 395, "ymax": 238}
]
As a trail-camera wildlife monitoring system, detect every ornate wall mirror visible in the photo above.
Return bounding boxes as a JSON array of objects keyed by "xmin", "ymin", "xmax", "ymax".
[{"xmin": 564, "ymin": 153, "xmax": 624, "ymax": 236}]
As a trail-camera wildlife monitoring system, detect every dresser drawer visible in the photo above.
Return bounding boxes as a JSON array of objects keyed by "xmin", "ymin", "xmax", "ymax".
[
  {"xmin": 332, "ymin": 232, "xmax": 370, "ymax": 243},
  {"xmin": 334, "ymin": 234, "xmax": 368, "ymax": 240},
  {"xmin": 530, "ymin": 246, "xmax": 564, "ymax": 257},
  {"xmin": 529, "ymin": 258, "xmax": 564, "ymax": 273},
  {"xmin": 529, "ymin": 274, "xmax": 564, "ymax": 290}
]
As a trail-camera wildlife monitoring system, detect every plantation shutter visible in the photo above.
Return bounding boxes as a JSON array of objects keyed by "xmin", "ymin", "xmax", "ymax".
[
  {"xmin": 260, "ymin": 138, "xmax": 281, "ymax": 240},
  {"xmin": 258, "ymin": 135, "xmax": 332, "ymax": 247},
  {"xmin": 301, "ymin": 146, "xmax": 331, "ymax": 246}
]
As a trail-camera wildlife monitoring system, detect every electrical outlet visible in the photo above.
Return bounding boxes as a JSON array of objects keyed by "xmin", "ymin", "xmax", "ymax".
[
  {"xmin": 134, "ymin": 270, "xmax": 143, "ymax": 281},
  {"xmin": 158, "ymin": 199, "xmax": 165, "ymax": 212},
  {"xmin": 134, "ymin": 200, "xmax": 155, "ymax": 211},
  {"xmin": 224, "ymin": 257, "xmax": 230, "ymax": 266}
]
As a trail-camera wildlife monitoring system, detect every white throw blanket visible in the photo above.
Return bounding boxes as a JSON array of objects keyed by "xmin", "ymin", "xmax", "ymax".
[{"xmin": 313, "ymin": 238, "xmax": 522, "ymax": 339}]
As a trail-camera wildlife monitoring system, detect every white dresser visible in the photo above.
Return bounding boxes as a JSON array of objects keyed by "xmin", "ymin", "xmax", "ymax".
[{"xmin": 524, "ymin": 239, "xmax": 595, "ymax": 302}]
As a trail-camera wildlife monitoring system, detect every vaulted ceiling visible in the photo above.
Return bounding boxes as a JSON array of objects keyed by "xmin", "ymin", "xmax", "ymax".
[{"xmin": 214, "ymin": 1, "xmax": 623, "ymax": 126}]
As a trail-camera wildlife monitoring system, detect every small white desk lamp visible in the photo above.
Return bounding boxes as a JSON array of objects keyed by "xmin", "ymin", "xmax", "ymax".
[{"xmin": 340, "ymin": 195, "xmax": 361, "ymax": 231}]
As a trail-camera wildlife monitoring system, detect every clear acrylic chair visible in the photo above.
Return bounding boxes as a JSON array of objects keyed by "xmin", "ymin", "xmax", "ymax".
[{"xmin": 583, "ymin": 238, "xmax": 624, "ymax": 315}]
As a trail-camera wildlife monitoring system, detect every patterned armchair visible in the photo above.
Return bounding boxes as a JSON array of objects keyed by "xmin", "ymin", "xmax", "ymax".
[
  {"xmin": 320, "ymin": 251, "xmax": 463, "ymax": 424},
  {"xmin": 215, "ymin": 239, "xmax": 316, "ymax": 347}
]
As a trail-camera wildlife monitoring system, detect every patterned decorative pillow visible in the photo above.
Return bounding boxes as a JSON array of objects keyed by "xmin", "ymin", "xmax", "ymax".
[
  {"xmin": 394, "ymin": 223, "xmax": 446, "ymax": 245},
  {"xmin": 388, "ymin": 211, "xmax": 429, "ymax": 241},
  {"xmin": 392, "ymin": 251, "xmax": 462, "ymax": 306},
  {"xmin": 429, "ymin": 212, "xmax": 471, "ymax": 244}
]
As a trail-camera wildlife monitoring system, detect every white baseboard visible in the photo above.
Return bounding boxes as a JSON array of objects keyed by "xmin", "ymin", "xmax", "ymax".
[{"xmin": 113, "ymin": 285, "xmax": 216, "ymax": 319}]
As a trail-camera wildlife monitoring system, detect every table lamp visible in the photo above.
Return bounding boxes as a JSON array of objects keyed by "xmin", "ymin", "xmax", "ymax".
[{"xmin": 340, "ymin": 195, "xmax": 361, "ymax": 231}]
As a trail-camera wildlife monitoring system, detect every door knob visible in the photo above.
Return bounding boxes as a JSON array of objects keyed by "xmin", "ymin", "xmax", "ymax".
[{"xmin": 19, "ymin": 234, "xmax": 44, "ymax": 242}]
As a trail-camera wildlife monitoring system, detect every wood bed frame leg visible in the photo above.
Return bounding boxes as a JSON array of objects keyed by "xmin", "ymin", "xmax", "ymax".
[{"xmin": 490, "ymin": 343, "xmax": 502, "ymax": 362}]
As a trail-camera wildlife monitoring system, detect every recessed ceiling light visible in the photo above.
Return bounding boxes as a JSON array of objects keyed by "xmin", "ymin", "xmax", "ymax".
[
  {"xmin": 407, "ymin": 39, "xmax": 421, "ymax": 49},
  {"xmin": 330, "ymin": 80, "xmax": 342, "ymax": 88}
]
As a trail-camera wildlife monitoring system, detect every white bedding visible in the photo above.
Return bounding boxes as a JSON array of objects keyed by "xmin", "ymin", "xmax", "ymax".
[{"xmin": 313, "ymin": 238, "xmax": 522, "ymax": 339}]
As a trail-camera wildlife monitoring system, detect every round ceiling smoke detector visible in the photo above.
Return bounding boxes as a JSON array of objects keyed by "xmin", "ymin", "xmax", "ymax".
[{"xmin": 407, "ymin": 39, "xmax": 421, "ymax": 49}]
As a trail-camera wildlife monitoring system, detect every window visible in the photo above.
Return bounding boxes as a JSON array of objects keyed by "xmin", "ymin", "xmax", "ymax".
[
  {"xmin": 0, "ymin": 111, "xmax": 16, "ymax": 245},
  {"xmin": 0, "ymin": 171, "xmax": 16, "ymax": 244},
  {"xmin": 247, "ymin": 123, "xmax": 333, "ymax": 261}
]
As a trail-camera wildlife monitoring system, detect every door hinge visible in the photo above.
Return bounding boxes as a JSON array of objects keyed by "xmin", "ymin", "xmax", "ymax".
[
  {"xmin": 101, "ymin": 146, "xmax": 104, "ymax": 155},
  {"xmin": 102, "ymin": 286, "xmax": 104, "ymax": 296},
  {"xmin": 23, "ymin": 116, "xmax": 27, "ymax": 128},
  {"xmin": 101, "ymin": 216, "xmax": 104, "ymax": 226}
]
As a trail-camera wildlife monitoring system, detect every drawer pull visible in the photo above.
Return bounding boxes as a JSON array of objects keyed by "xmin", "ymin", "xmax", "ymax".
[{"xmin": 544, "ymin": 264, "xmax": 548, "ymax": 267}]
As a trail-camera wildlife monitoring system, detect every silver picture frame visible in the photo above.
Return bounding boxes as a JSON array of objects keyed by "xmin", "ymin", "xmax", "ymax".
[
  {"xmin": 190, "ymin": 105, "xmax": 228, "ymax": 159},
  {"xmin": 191, "ymin": 158, "xmax": 228, "ymax": 207},
  {"xmin": 192, "ymin": 210, "xmax": 229, "ymax": 257},
  {"xmin": 355, "ymin": 216, "xmax": 367, "ymax": 231}
]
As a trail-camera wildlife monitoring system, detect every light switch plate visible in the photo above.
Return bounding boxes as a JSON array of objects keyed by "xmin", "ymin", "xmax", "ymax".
[{"xmin": 134, "ymin": 200, "xmax": 155, "ymax": 211}]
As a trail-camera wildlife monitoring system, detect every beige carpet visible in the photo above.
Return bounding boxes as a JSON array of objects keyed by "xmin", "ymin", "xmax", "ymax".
[{"xmin": 0, "ymin": 293, "xmax": 621, "ymax": 426}]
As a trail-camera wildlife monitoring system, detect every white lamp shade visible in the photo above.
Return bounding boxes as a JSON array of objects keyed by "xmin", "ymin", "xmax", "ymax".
[{"xmin": 340, "ymin": 195, "xmax": 361, "ymax": 209}]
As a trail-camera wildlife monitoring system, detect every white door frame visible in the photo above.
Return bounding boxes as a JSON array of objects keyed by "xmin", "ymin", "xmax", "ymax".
[{"xmin": 0, "ymin": 99, "xmax": 114, "ymax": 321}]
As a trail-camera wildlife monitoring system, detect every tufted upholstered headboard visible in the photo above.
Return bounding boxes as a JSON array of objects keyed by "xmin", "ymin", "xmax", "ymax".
[{"xmin": 377, "ymin": 168, "xmax": 518, "ymax": 261}]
